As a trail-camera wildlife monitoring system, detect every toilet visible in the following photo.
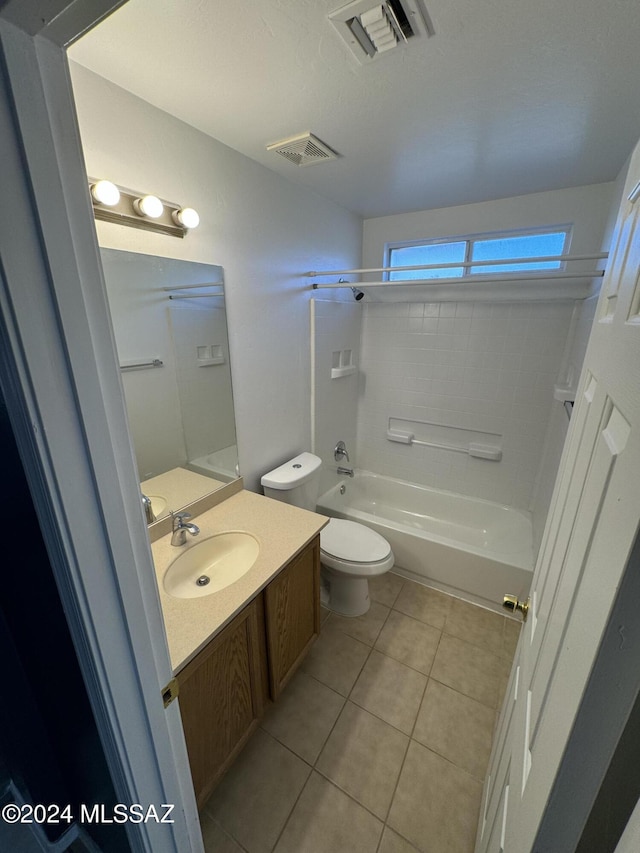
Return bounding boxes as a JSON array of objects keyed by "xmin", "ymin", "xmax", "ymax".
[{"xmin": 261, "ymin": 452, "xmax": 394, "ymax": 617}]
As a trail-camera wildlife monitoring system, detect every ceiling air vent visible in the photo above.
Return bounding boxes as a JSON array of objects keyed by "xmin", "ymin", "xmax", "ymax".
[
  {"xmin": 329, "ymin": 0, "xmax": 434, "ymax": 64},
  {"xmin": 266, "ymin": 133, "xmax": 339, "ymax": 167}
]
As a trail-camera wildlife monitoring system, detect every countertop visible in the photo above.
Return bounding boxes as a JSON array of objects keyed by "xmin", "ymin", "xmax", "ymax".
[
  {"xmin": 141, "ymin": 467, "xmax": 227, "ymax": 521},
  {"xmin": 151, "ymin": 489, "xmax": 328, "ymax": 674}
]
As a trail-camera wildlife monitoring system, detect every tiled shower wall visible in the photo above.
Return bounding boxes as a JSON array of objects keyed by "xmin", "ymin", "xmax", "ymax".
[
  {"xmin": 356, "ymin": 300, "xmax": 575, "ymax": 509},
  {"xmin": 311, "ymin": 299, "xmax": 362, "ymax": 494},
  {"xmin": 529, "ymin": 293, "xmax": 599, "ymax": 550}
]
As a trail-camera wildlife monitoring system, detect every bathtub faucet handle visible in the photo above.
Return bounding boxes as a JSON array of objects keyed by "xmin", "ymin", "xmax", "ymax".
[{"xmin": 334, "ymin": 441, "xmax": 350, "ymax": 463}]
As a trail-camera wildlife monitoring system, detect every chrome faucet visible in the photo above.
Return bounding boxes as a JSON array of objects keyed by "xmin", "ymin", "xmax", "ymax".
[
  {"xmin": 141, "ymin": 493, "xmax": 156, "ymax": 524},
  {"xmin": 335, "ymin": 441, "xmax": 353, "ymax": 476},
  {"xmin": 334, "ymin": 440, "xmax": 350, "ymax": 463},
  {"xmin": 337, "ymin": 466, "xmax": 354, "ymax": 478},
  {"xmin": 171, "ymin": 511, "xmax": 200, "ymax": 546}
]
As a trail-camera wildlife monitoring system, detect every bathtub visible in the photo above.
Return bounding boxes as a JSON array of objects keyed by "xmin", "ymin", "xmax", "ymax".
[
  {"xmin": 316, "ymin": 471, "xmax": 533, "ymax": 613},
  {"xmin": 187, "ymin": 444, "xmax": 239, "ymax": 482}
]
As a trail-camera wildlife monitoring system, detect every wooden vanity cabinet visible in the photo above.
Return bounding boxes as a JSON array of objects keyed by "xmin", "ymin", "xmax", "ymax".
[
  {"xmin": 176, "ymin": 534, "xmax": 320, "ymax": 806},
  {"xmin": 176, "ymin": 596, "xmax": 268, "ymax": 808},
  {"xmin": 264, "ymin": 534, "xmax": 321, "ymax": 699}
]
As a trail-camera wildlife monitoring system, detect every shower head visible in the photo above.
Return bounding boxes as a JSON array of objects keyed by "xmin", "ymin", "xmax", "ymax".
[{"xmin": 351, "ymin": 287, "xmax": 364, "ymax": 301}]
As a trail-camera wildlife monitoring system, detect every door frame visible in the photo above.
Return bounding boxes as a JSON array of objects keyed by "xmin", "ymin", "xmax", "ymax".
[
  {"xmin": 0, "ymin": 3, "xmax": 203, "ymax": 851},
  {"xmin": 4, "ymin": 2, "xmax": 640, "ymax": 852}
]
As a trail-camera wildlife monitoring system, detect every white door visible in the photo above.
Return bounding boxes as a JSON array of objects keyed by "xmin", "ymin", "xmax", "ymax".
[{"xmin": 477, "ymin": 139, "xmax": 640, "ymax": 853}]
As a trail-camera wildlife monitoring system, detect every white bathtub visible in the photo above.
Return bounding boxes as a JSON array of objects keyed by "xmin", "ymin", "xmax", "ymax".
[
  {"xmin": 316, "ymin": 471, "xmax": 533, "ymax": 612},
  {"xmin": 187, "ymin": 444, "xmax": 239, "ymax": 482}
]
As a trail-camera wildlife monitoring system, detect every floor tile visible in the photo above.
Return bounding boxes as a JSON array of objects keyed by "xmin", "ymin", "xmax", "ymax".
[
  {"xmin": 327, "ymin": 600, "xmax": 390, "ymax": 646},
  {"xmin": 388, "ymin": 741, "xmax": 482, "ymax": 853},
  {"xmin": 350, "ymin": 650, "xmax": 427, "ymax": 734},
  {"xmin": 200, "ymin": 814, "xmax": 245, "ymax": 853},
  {"xmin": 274, "ymin": 771, "xmax": 383, "ymax": 853},
  {"xmin": 496, "ymin": 669, "xmax": 510, "ymax": 710},
  {"xmin": 204, "ymin": 729, "xmax": 310, "ymax": 853},
  {"xmin": 393, "ymin": 582, "xmax": 452, "ymax": 630},
  {"xmin": 316, "ymin": 701, "xmax": 408, "ymax": 819},
  {"xmin": 430, "ymin": 633, "xmax": 503, "ymax": 708},
  {"xmin": 261, "ymin": 670, "xmax": 345, "ymax": 764},
  {"xmin": 301, "ymin": 621, "xmax": 371, "ymax": 696},
  {"xmin": 444, "ymin": 597, "xmax": 505, "ymax": 656},
  {"xmin": 413, "ymin": 680, "xmax": 495, "ymax": 780},
  {"xmin": 502, "ymin": 617, "xmax": 522, "ymax": 660},
  {"xmin": 378, "ymin": 827, "xmax": 422, "ymax": 853},
  {"xmin": 374, "ymin": 609, "xmax": 441, "ymax": 675},
  {"xmin": 369, "ymin": 572, "xmax": 405, "ymax": 607},
  {"xmin": 320, "ymin": 605, "xmax": 332, "ymax": 625}
]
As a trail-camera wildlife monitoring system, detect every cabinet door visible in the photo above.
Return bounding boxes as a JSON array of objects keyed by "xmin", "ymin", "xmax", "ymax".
[
  {"xmin": 264, "ymin": 536, "xmax": 320, "ymax": 699},
  {"xmin": 176, "ymin": 597, "xmax": 267, "ymax": 807}
]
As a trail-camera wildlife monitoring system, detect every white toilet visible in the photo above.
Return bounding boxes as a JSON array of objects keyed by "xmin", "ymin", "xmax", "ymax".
[{"xmin": 261, "ymin": 452, "xmax": 394, "ymax": 617}]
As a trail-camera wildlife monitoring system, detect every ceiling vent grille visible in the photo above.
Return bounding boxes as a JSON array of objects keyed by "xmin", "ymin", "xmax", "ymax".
[
  {"xmin": 266, "ymin": 133, "xmax": 339, "ymax": 167},
  {"xmin": 329, "ymin": 0, "xmax": 434, "ymax": 64}
]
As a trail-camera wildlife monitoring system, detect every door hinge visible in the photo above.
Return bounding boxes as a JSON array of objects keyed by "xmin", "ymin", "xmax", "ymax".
[{"xmin": 162, "ymin": 677, "xmax": 179, "ymax": 708}]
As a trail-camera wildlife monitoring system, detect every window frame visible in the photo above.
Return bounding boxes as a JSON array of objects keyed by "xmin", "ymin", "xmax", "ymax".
[{"xmin": 383, "ymin": 224, "xmax": 573, "ymax": 282}]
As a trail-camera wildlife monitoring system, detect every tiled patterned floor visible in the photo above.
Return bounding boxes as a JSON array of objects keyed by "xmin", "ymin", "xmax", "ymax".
[{"xmin": 201, "ymin": 573, "xmax": 521, "ymax": 853}]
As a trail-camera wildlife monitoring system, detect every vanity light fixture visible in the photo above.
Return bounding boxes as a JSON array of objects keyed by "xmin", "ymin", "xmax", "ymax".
[
  {"xmin": 90, "ymin": 179, "xmax": 120, "ymax": 207},
  {"xmin": 172, "ymin": 207, "xmax": 200, "ymax": 230},
  {"xmin": 88, "ymin": 179, "xmax": 199, "ymax": 238},
  {"xmin": 133, "ymin": 194, "xmax": 164, "ymax": 219}
]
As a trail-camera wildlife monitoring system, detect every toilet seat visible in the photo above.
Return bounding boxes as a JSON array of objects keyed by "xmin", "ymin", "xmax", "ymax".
[{"xmin": 320, "ymin": 519, "xmax": 394, "ymax": 577}]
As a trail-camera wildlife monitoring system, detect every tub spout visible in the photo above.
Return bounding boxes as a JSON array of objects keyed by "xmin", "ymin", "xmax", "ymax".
[{"xmin": 337, "ymin": 466, "xmax": 354, "ymax": 478}]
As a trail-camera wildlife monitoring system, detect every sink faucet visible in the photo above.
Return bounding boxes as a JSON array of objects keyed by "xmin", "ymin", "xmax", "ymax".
[
  {"xmin": 171, "ymin": 511, "xmax": 200, "ymax": 546},
  {"xmin": 141, "ymin": 493, "xmax": 156, "ymax": 524}
]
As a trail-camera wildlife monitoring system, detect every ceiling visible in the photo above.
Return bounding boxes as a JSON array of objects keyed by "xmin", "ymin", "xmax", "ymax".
[{"xmin": 68, "ymin": 0, "xmax": 640, "ymax": 219}]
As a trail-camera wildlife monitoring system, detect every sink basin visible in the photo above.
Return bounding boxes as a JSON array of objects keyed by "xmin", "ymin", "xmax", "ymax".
[
  {"xmin": 149, "ymin": 495, "xmax": 168, "ymax": 519},
  {"xmin": 163, "ymin": 531, "xmax": 259, "ymax": 599}
]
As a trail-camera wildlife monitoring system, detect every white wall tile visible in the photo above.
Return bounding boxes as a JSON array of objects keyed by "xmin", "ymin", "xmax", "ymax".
[{"xmin": 356, "ymin": 299, "xmax": 575, "ymax": 508}]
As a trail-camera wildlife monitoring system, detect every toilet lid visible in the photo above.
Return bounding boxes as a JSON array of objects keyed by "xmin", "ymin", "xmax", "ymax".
[{"xmin": 320, "ymin": 519, "xmax": 391, "ymax": 563}]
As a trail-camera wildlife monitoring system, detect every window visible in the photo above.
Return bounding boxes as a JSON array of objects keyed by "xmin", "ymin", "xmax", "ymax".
[{"xmin": 386, "ymin": 228, "xmax": 571, "ymax": 281}]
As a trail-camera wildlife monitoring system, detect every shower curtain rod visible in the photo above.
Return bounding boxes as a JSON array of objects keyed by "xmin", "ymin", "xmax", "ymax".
[
  {"xmin": 167, "ymin": 293, "xmax": 224, "ymax": 299},
  {"xmin": 162, "ymin": 282, "xmax": 223, "ymax": 291},
  {"xmin": 306, "ymin": 252, "xmax": 608, "ymax": 278},
  {"xmin": 312, "ymin": 269, "xmax": 605, "ymax": 289}
]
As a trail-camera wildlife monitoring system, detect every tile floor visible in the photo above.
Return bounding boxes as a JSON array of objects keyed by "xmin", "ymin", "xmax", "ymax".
[{"xmin": 201, "ymin": 573, "xmax": 521, "ymax": 853}]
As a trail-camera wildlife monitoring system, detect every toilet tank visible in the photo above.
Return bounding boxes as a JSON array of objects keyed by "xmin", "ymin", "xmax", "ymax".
[{"xmin": 260, "ymin": 452, "xmax": 322, "ymax": 511}]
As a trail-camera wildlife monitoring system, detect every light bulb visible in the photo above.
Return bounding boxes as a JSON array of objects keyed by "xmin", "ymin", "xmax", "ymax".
[
  {"xmin": 172, "ymin": 207, "xmax": 200, "ymax": 230},
  {"xmin": 90, "ymin": 180, "xmax": 120, "ymax": 207},
  {"xmin": 134, "ymin": 195, "xmax": 164, "ymax": 219}
]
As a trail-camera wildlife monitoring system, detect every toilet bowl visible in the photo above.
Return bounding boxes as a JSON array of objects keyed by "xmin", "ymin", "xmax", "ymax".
[
  {"xmin": 319, "ymin": 518, "xmax": 394, "ymax": 616},
  {"xmin": 260, "ymin": 452, "xmax": 394, "ymax": 617}
]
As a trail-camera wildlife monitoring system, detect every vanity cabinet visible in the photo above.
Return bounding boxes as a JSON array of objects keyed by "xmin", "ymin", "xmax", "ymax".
[
  {"xmin": 176, "ymin": 596, "xmax": 268, "ymax": 807},
  {"xmin": 264, "ymin": 534, "xmax": 320, "ymax": 699},
  {"xmin": 176, "ymin": 534, "xmax": 320, "ymax": 806}
]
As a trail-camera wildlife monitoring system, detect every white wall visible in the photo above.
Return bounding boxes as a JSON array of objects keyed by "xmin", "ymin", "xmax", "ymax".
[
  {"xmin": 357, "ymin": 185, "xmax": 613, "ymax": 509},
  {"xmin": 69, "ymin": 63, "xmax": 362, "ymax": 491}
]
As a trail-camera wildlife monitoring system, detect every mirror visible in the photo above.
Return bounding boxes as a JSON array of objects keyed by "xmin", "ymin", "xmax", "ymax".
[{"xmin": 100, "ymin": 248, "xmax": 239, "ymax": 520}]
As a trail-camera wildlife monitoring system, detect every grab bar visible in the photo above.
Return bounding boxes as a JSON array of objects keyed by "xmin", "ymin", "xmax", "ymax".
[
  {"xmin": 386, "ymin": 429, "xmax": 502, "ymax": 461},
  {"xmin": 120, "ymin": 358, "xmax": 163, "ymax": 371}
]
